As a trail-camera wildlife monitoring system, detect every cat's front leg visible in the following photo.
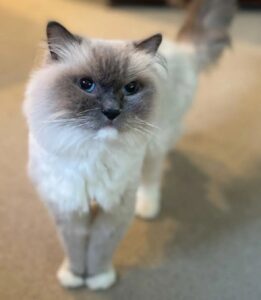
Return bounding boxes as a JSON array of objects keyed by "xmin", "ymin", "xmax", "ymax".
[
  {"xmin": 47, "ymin": 205, "xmax": 90, "ymax": 288},
  {"xmin": 86, "ymin": 185, "xmax": 137, "ymax": 291}
]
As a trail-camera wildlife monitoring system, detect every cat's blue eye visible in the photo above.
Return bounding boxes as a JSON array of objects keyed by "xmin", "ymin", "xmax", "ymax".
[
  {"xmin": 123, "ymin": 81, "xmax": 140, "ymax": 96},
  {"xmin": 79, "ymin": 77, "xmax": 96, "ymax": 93}
]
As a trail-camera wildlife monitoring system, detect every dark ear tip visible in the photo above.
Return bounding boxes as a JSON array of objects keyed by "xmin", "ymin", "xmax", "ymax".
[
  {"xmin": 47, "ymin": 21, "xmax": 62, "ymax": 28},
  {"xmin": 154, "ymin": 33, "xmax": 163, "ymax": 45},
  {"xmin": 46, "ymin": 21, "xmax": 65, "ymax": 36},
  {"xmin": 134, "ymin": 33, "xmax": 163, "ymax": 54},
  {"xmin": 155, "ymin": 33, "xmax": 163, "ymax": 40}
]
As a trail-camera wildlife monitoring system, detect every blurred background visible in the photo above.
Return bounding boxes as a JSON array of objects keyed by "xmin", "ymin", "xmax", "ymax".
[{"xmin": 0, "ymin": 1, "xmax": 261, "ymax": 300}]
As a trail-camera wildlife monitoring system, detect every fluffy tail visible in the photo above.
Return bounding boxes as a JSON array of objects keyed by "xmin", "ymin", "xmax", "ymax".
[{"xmin": 177, "ymin": 0, "xmax": 237, "ymax": 70}]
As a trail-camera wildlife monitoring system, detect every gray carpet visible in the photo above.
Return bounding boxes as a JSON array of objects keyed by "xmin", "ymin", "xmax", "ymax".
[{"xmin": 0, "ymin": 1, "xmax": 261, "ymax": 299}]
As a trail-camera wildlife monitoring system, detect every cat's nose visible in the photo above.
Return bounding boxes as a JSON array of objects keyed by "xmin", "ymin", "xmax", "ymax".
[{"xmin": 102, "ymin": 109, "xmax": 120, "ymax": 121}]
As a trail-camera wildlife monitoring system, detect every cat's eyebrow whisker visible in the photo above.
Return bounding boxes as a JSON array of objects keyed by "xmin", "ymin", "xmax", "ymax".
[{"xmin": 128, "ymin": 64, "xmax": 151, "ymax": 78}]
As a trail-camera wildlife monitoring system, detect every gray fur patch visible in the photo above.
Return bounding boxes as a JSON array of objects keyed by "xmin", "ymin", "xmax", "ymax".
[{"xmin": 48, "ymin": 40, "xmax": 157, "ymax": 134}]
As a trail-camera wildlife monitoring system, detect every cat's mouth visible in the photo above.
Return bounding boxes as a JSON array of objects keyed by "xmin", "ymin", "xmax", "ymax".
[
  {"xmin": 104, "ymin": 119, "xmax": 114, "ymax": 127},
  {"xmin": 101, "ymin": 116, "xmax": 123, "ymax": 131}
]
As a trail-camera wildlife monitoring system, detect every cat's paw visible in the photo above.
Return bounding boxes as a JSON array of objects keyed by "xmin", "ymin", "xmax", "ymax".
[
  {"xmin": 86, "ymin": 267, "xmax": 117, "ymax": 291},
  {"xmin": 57, "ymin": 259, "xmax": 85, "ymax": 288},
  {"xmin": 135, "ymin": 185, "xmax": 161, "ymax": 219}
]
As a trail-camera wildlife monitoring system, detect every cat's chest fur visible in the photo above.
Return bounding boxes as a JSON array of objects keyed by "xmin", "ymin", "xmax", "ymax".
[{"xmin": 29, "ymin": 134, "xmax": 144, "ymax": 213}]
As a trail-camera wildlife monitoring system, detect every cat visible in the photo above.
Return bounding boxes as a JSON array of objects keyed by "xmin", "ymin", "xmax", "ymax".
[{"xmin": 23, "ymin": 0, "xmax": 236, "ymax": 291}]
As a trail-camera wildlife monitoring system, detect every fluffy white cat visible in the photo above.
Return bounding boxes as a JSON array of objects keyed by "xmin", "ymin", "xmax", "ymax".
[{"xmin": 23, "ymin": 0, "xmax": 236, "ymax": 290}]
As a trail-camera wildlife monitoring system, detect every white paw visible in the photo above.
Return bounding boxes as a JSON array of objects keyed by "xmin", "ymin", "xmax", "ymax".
[
  {"xmin": 57, "ymin": 259, "xmax": 84, "ymax": 288},
  {"xmin": 86, "ymin": 267, "xmax": 117, "ymax": 291},
  {"xmin": 135, "ymin": 185, "xmax": 161, "ymax": 219}
]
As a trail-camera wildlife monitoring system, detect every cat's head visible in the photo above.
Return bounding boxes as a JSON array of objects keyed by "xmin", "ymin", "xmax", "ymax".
[{"xmin": 25, "ymin": 21, "xmax": 163, "ymax": 151}]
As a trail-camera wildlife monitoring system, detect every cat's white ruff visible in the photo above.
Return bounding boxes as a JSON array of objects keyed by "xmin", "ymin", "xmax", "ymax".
[{"xmin": 28, "ymin": 131, "xmax": 145, "ymax": 213}]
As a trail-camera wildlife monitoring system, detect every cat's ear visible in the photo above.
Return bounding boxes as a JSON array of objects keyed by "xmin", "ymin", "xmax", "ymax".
[
  {"xmin": 134, "ymin": 33, "xmax": 162, "ymax": 54},
  {"xmin": 46, "ymin": 21, "xmax": 82, "ymax": 60}
]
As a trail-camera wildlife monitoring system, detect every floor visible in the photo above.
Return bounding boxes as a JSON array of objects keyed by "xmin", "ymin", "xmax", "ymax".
[{"xmin": 0, "ymin": 1, "xmax": 261, "ymax": 299}]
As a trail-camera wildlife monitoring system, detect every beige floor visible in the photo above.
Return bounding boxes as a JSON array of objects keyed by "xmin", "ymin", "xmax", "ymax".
[{"xmin": 0, "ymin": 1, "xmax": 261, "ymax": 300}]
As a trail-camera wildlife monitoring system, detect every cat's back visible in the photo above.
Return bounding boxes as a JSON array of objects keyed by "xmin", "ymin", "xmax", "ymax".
[{"xmin": 148, "ymin": 38, "xmax": 198, "ymax": 150}]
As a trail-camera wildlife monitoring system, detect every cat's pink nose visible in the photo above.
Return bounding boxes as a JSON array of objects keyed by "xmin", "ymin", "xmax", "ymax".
[{"xmin": 102, "ymin": 109, "xmax": 120, "ymax": 121}]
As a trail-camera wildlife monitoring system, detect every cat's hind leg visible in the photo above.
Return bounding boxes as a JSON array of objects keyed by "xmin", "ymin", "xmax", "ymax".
[{"xmin": 135, "ymin": 152, "xmax": 165, "ymax": 219}]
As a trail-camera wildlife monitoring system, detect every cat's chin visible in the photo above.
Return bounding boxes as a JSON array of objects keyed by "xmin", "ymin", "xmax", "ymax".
[{"xmin": 94, "ymin": 127, "xmax": 119, "ymax": 141}]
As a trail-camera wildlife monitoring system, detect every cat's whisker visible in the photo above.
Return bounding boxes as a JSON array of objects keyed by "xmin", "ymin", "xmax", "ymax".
[
  {"xmin": 130, "ymin": 126, "xmax": 148, "ymax": 138},
  {"xmin": 45, "ymin": 108, "xmax": 99, "ymax": 124},
  {"xmin": 75, "ymin": 108, "xmax": 100, "ymax": 116},
  {"xmin": 134, "ymin": 116, "xmax": 159, "ymax": 130},
  {"xmin": 126, "ymin": 121, "xmax": 155, "ymax": 139},
  {"xmin": 48, "ymin": 110, "xmax": 71, "ymax": 121},
  {"xmin": 135, "ymin": 122, "xmax": 157, "ymax": 136},
  {"xmin": 72, "ymin": 121, "xmax": 91, "ymax": 128},
  {"xmin": 44, "ymin": 113, "xmax": 93, "ymax": 124},
  {"xmin": 136, "ymin": 126, "xmax": 154, "ymax": 137},
  {"xmin": 42, "ymin": 118, "xmax": 77, "ymax": 124},
  {"xmin": 131, "ymin": 120, "xmax": 158, "ymax": 136}
]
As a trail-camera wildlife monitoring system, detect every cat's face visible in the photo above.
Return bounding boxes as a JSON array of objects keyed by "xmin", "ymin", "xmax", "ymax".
[{"xmin": 32, "ymin": 22, "xmax": 163, "ymax": 142}]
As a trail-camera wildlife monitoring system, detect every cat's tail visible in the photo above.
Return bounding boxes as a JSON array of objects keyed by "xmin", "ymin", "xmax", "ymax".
[{"xmin": 177, "ymin": 0, "xmax": 237, "ymax": 70}]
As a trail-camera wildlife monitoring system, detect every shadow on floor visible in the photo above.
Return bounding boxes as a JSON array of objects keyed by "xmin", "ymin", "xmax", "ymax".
[{"xmin": 63, "ymin": 148, "xmax": 261, "ymax": 300}]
